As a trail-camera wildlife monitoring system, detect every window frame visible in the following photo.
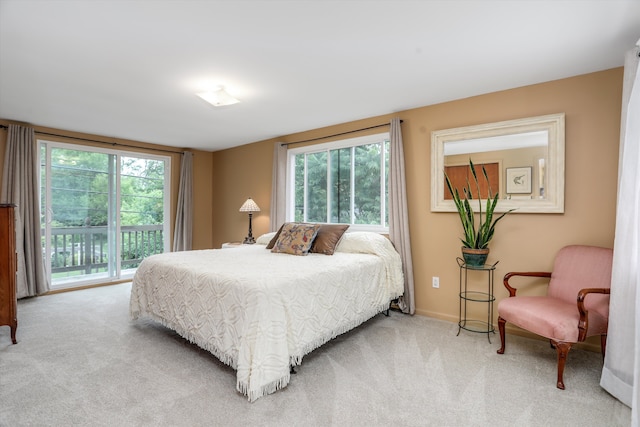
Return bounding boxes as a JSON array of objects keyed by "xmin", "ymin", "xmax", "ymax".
[
  {"xmin": 286, "ymin": 132, "xmax": 390, "ymax": 233},
  {"xmin": 39, "ymin": 139, "xmax": 171, "ymax": 289}
]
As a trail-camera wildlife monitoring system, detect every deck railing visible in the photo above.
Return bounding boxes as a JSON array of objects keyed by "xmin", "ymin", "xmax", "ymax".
[{"xmin": 46, "ymin": 224, "xmax": 164, "ymax": 277}]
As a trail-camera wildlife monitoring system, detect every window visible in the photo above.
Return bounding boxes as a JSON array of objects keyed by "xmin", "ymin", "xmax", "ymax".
[
  {"xmin": 40, "ymin": 141, "xmax": 170, "ymax": 289},
  {"xmin": 287, "ymin": 132, "xmax": 390, "ymax": 231}
]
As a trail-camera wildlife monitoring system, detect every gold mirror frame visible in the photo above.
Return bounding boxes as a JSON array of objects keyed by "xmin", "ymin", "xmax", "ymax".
[{"xmin": 431, "ymin": 113, "xmax": 565, "ymax": 213}]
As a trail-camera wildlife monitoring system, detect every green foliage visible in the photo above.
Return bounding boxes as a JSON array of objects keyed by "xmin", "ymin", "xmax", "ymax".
[
  {"xmin": 305, "ymin": 151, "xmax": 328, "ymax": 222},
  {"xmin": 330, "ymin": 148, "xmax": 351, "ymax": 223},
  {"xmin": 121, "ymin": 231, "xmax": 165, "ymax": 269},
  {"xmin": 294, "ymin": 142, "xmax": 387, "ymax": 225},
  {"xmin": 444, "ymin": 160, "xmax": 515, "ymax": 249},
  {"xmin": 353, "ymin": 144, "xmax": 382, "ymax": 225},
  {"xmin": 44, "ymin": 149, "xmax": 164, "ymax": 228},
  {"xmin": 46, "ymin": 148, "xmax": 110, "ymax": 227}
]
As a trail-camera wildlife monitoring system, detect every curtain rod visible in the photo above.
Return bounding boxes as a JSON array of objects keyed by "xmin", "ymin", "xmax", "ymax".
[
  {"xmin": 281, "ymin": 120, "xmax": 403, "ymax": 147},
  {"xmin": 0, "ymin": 124, "xmax": 184, "ymax": 155}
]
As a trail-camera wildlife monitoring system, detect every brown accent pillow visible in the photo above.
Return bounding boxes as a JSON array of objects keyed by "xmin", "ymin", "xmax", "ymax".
[
  {"xmin": 270, "ymin": 223, "xmax": 321, "ymax": 256},
  {"xmin": 310, "ymin": 224, "xmax": 350, "ymax": 255},
  {"xmin": 266, "ymin": 224, "xmax": 285, "ymax": 249}
]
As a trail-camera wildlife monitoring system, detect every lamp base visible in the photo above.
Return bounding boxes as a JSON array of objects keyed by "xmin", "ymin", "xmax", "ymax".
[{"xmin": 243, "ymin": 212, "xmax": 256, "ymax": 244}]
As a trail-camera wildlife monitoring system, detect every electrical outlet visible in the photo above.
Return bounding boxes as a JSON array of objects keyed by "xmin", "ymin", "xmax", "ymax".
[{"xmin": 432, "ymin": 276, "xmax": 440, "ymax": 288}]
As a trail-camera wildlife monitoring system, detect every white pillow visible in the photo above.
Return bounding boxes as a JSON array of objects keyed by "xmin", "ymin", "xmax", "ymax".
[
  {"xmin": 255, "ymin": 232, "xmax": 276, "ymax": 245},
  {"xmin": 336, "ymin": 232, "xmax": 404, "ymax": 295},
  {"xmin": 335, "ymin": 231, "xmax": 393, "ymax": 255}
]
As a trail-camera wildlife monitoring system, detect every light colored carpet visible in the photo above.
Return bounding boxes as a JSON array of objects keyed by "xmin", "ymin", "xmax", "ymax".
[{"xmin": 0, "ymin": 283, "xmax": 630, "ymax": 427}]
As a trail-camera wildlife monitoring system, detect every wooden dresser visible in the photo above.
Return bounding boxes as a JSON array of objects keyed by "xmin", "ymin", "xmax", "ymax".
[{"xmin": 0, "ymin": 204, "xmax": 17, "ymax": 344}]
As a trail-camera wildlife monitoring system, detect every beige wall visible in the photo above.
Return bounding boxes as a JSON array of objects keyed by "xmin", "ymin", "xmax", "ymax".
[
  {"xmin": 211, "ymin": 139, "xmax": 274, "ymax": 245},
  {"xmin": 209, "ymin": 68, "xmax": 622, "ymax": 347}
]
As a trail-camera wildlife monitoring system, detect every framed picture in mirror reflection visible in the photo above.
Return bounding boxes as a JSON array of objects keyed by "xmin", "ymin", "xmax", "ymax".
[{"xmin": 506, "ymin": 167, "xmax": 532, "ymax": 194}]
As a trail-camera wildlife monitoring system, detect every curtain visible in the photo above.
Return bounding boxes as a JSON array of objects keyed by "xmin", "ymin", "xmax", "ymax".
[
  {"xmin": 1, "ymin": 124, "xmax": 49, "ymax": 297},
  {"xmin": 270, "ymin": 142, "xmax": 287, "ymax": 231},
  {"xmin": 388, "ymin": 117, "xmax": 415, "ymax": 314},
  {"xmin": 172, "ymin": 151, "xmax": 193, "ymax": 252},
  {"xmin": 600, "ymin": 41, "xmax": 640, "ymax": 419}
]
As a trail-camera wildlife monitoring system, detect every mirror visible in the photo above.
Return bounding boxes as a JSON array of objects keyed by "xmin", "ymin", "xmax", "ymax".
[{"xmin": 431, "ymin": 113, "xmax": 565, "ymax": 213}]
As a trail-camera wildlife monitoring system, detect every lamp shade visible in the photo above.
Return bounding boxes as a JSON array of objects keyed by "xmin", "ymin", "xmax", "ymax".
[{"xmin": 239, "ymin": 198, "xmax": 260, "ymax": 212}]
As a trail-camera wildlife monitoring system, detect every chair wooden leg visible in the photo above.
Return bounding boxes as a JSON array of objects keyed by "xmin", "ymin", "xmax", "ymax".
[
  {"xmin": 601, "ymin": 334, "xmax": 607, "ymax": 361},
  {"xmin": 553, "ymin": 341, "xmax": 571, "ymax": 390},
  {"xmin": 497, "ymin": 317, "xmax": 506, "ymax": 354}
]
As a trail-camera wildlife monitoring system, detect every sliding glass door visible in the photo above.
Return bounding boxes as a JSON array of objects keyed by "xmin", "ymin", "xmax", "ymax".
[
  {"xmin": 40, "ymin": 141, "xmax": 170, "ymax": 289},
  {"xmin": 119, "ymin": 156, "xmax": 168, "ymax": 275}
]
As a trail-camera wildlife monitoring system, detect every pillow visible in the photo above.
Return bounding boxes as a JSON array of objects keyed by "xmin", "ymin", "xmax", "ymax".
[
  {"xmin": 335, "ymin": 231, "xmax": 392, "ymax": 255},
  {"xmin": 310, "ymin": 224, "xmax": 350, "ymax": 255},
  {"xmin": 271, "ymin": 223, "xmax": 321, "ymax": 256},
  {"xmin": 255, "ymin": 232, "xmax": 276, "ymax": 245},
  {"xmin": 266, "ymin": 224, "xmax": 285, "ymax": 249}
]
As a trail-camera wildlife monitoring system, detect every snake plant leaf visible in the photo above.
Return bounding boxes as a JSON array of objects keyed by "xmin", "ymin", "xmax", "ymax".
[{"xmin": 444, "ymin": 159, "xmax": 515, "ymax": 249}]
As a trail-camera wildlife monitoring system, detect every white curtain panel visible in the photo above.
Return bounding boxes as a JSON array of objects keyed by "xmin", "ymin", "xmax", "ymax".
[
  {"xmin": 600, "ymin": 42, "xmax": 640, "ymax": 419},
  {"xmin": 388, "ymin": 117, "xmax": 415, "ymax": 314},
  {"xmin": 1, "ymin": 124, "xmax": 49, "ymax": 297},
  {"xmin": 172, "ymin": 151, "xmax": 193, "ymax": 252},
  {"xmin": 270, "ymin": 142, "xmax": 287, "ymax": 232}
]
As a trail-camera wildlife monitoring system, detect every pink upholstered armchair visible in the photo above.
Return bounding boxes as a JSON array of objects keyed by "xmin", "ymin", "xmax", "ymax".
[{"xmin": 496, "ymin": 245, "xmax": 613, "ymax": 389}]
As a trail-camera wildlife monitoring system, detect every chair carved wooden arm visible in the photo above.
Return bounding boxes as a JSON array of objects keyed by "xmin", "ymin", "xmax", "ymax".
[
  {"xmin": 496, "ymin": 245, "xmax": 613, "ymax": 390},
  {"xmin": 502, "ymin": 271, "xmax": 551, "ymax": 296}
]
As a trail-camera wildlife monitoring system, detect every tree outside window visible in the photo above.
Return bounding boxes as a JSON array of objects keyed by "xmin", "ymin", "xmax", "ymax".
[{"xmin": 290, "ymin": 133, "xmax": 389, "ymax": 231}]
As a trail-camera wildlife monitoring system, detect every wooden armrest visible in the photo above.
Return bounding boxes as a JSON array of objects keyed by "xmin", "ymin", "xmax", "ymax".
[
  {"xmin": 577, "ymin": 288, "xmax": 611, "ymax": 341},
  {"xmin": 502, "ymin": 271, "xmax": 552, "ymax": 297}
]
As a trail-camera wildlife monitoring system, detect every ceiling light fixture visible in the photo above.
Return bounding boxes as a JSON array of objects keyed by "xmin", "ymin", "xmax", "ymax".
[{"xmin": 196, "ymin": 87, "xmax": 240, "ymax": 107}]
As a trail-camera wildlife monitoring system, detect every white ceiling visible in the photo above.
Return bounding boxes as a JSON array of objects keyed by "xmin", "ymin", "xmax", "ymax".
[{"xmin": 1, "ymin": 1, "xmax": 639, "ymax": 152}]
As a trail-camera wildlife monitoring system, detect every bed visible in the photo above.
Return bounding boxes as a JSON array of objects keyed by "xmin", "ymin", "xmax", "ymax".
[{"xmin": 129, "ymin": 228, "xmax": 404, "ymax": 401}]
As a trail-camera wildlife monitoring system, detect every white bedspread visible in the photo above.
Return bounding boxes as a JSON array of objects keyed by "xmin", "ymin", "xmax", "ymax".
[{"xmin": 130, "ymin": 232, "xmax": 404, "ymax": 401}]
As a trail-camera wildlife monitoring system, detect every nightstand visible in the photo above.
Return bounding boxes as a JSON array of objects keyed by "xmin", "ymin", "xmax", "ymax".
[{"xmin": 221, "ymin": 242, "xmax": 243, "ymax": 249}]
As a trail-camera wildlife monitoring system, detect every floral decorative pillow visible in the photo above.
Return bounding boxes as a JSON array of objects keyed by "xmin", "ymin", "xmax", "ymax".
[{"xmin": 271, "ymin": 223, "xmax": 321, "ymax": 256}]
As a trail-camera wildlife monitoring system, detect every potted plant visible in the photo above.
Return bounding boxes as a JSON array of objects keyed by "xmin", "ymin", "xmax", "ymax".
[{"xmin": 445, "ymin": 159, "xmax": 515, "ymax": 267}]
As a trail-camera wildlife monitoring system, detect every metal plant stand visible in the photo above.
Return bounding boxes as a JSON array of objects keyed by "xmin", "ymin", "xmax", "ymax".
[{"xmin": 457, "ymin": 257, "xmax": 498, "ymax": 343}]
